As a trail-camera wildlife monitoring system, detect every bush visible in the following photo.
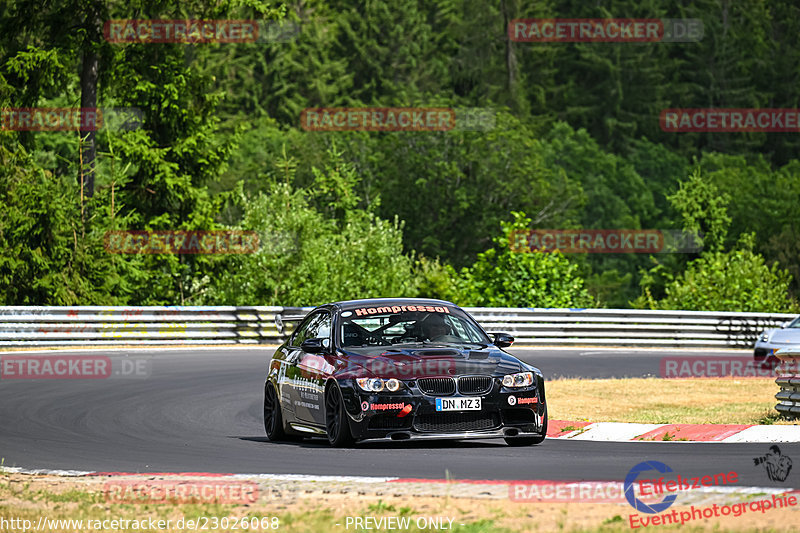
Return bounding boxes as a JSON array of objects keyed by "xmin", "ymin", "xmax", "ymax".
[
  {"xmin": 453, "ymin": 212, "xmax": 595, "ymax": 308},
  {"xmin": 637, "ymin": 234, "xmax": 799, "ymax": 313},
  {"xmin": 202, "ymin": 151, "xmax": 416, "ymax": 306}
]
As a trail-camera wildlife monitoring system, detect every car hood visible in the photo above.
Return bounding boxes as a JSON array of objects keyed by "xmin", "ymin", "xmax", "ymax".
[
  {"xmin": 764, "ymin": 328, "xmax": 800, "ymax": 345},
  {"xmin": 338, "ymin": 344, "xmax": 530, "ymax": 379}
]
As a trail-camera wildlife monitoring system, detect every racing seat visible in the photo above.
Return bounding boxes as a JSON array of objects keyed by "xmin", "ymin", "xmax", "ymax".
[
  {"xmin": 342, "ymin": 323, "xmax": 365, "ymax": 347},
  {"xmin": 420, "ymin": 314, "xmax": 454, "ymax": 340}
]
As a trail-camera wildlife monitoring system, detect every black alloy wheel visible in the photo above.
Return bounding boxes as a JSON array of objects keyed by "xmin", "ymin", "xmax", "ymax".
[
  {"xmin": 325, "ymin": 384, "xmax": 355, "ymax": 447},
  {"xmin": 263, "ymin": 382, "xmax": 287, "ymax": 441}
]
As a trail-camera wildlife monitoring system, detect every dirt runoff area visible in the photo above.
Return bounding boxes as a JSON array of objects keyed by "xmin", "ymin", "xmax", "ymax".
[{"xmin": 1, "ymin": 472, "xmax": 798, "ymax": 532}]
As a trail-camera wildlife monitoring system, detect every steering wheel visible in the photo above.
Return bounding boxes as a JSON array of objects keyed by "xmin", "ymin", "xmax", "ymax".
[
  {"xmin": 392, "ymin": 335, "xmax": 419, "ymax": 344},
  {"xmin": 365, "ymin": 332, "xmax": 391, "ymax": 346}
]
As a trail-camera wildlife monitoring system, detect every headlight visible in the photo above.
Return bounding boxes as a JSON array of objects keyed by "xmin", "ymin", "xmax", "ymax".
[
  {"xmin": 760, "ymin": 332, "xmax": 770, "ymax": 342},
  {"xmin": 502, "ymin": 372, "xmax": 534, "ymax": 388},
  {"xmin": 356, "ymin": 377, "xmax": 402, "ymax": 392},
  {"xmin": 356, "ymin": 378, "xmax": 384, "ymax": 392}
]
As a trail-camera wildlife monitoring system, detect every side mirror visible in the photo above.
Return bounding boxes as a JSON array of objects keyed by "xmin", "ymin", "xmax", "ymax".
[
  {"xmin": 301, "ymin": 338, "xmax": 326, "ymax": 353},
  {"xmin": 492, "ymin": 333, "xmax": 514, "ymax": 348}
]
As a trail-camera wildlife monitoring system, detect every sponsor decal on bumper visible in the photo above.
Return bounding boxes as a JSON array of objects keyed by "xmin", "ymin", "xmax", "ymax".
[{"xmin": 508, "ymin": 395, "xmax": 538, "ymax": 405}]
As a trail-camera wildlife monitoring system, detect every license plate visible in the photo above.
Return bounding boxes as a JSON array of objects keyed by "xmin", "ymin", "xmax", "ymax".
[{"xmin": 435, "ymin": 397, "xmax": 481, "ymax": 411}]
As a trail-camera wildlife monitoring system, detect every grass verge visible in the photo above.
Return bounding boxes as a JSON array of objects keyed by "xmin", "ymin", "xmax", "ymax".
[
  {"xmin": 1, "ymin": 474, "xmax": 798, "ymax": 533},
  {"xmin": 547, "ymin": 377, "xmax": 797, "ymax": 425}
]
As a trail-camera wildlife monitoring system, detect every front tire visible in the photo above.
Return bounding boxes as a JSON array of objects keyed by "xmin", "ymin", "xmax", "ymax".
[
  {"xmin": 263, "ymin": 382, "xmax": 287, "ymax": 441},
  {"xmin": 325, "ymin": 384, "xmax": 355, "ymax": 447},
  {"xmin": 504, "ymin": 406, "xmax": 548, "ymax": 446}
]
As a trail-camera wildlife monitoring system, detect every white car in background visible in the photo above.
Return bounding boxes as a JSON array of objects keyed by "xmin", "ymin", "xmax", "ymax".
[{"xmin": 754, "ymin": 316, "xmax": 800, "ymax": 364}]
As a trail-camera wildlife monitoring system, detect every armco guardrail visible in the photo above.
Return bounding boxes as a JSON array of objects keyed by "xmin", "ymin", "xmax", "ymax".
[
  {"xmin": 0, "ymin": 306, "xmax": 794, "ymax": 348},
  {"xmin": 776, "ymin": 348, "xmax": 800, "ymax": 418},
  {"xmin": 0, "ymin": 306, "xmax": 293, "ymax": 346},
  {"xmin": 469, "ymin": 308, "xmax": 795, "ymax": 347}
]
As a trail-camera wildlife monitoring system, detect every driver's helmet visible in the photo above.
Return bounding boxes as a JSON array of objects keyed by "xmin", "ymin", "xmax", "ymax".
[{"xmin": 421, "ymin": 313, "xmax": 451, "ymax": 339}]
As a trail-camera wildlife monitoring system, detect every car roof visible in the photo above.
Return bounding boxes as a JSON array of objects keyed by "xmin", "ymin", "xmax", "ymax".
[{"xmin": 326, "ymin": 298, "xmax": 457, "ymax": 311}]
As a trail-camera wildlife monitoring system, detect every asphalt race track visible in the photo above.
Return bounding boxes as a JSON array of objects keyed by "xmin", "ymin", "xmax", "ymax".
[
  {"xmin": 505, "ymin": 347, "xmax": 751, "ymax": 379},
  {"xmin": 0, "ymin": 347, "xmax": 796, "ymax": 488}
]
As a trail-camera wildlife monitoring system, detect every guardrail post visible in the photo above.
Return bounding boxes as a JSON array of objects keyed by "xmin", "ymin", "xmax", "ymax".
[{"xmin": 775, "ymin": 348, "xmax": 800, "ymax": 419}]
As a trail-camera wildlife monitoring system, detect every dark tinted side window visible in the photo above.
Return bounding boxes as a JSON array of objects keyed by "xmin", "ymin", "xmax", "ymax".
[
  {"xmin": 291, "ymin": 314, "xmax": 321, "ymax": 347},
  {"xmin": 290, "ymin": 312, "xmax": 331, "ymax": 347},
  {"xmin": 315, "ymin": 313, "xmax": 332, "ymax": 346}
]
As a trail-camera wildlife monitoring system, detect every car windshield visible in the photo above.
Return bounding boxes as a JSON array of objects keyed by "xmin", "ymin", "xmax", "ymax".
[
  {"xmin": 788, "ymin": 317, "xmax": 800, "ymax": 328},
  {"xmin": 339, "ymin": 304, "xmax": 490, "ymax": 347}
]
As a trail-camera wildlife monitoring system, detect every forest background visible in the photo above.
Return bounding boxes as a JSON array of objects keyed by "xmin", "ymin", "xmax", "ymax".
[{"xmin": 1, "ymin": 0, "xmax": 798, "ymax": 313}]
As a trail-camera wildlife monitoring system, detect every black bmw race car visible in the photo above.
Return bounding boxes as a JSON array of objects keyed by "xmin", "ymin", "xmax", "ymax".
[{"xmin": 263, "ymin": 298, "xmax": 547, "ymax": 447}]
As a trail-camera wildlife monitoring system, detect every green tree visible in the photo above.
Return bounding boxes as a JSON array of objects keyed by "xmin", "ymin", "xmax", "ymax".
[
  {"xmin": 367, "ymin": 112, "xmax": 584, "ymax": 268},
  {"xmin": 636, "ymin": 169, "xmax": 797, "ymax": 312},
  {"xmin": 202, "ymin": 150, "xmax": 415, "ymax": 306},
  {"xmin": 667, "ymin": 168, "xmax": 730, "ymax": 253},
  {"xmin": 639, "ymin": 234, "xmax": 798, "ymax": 313},
  {"xmin": 411, "ymin": 256, "xmax": 461, "ymax": 303},
  {"xmin": 0, "ymin": 0, "xmax": 286, "ymax": 305},
  {"xmin": 540, "ymin": 122, "xmax": 657, "ymax": 307},
  {"xmin": 454, "ymin": 212, "xmax": 595, "ymax": 308},
  {"xmin": 696, "ymin": 153, "xmax": 800, "ymax": 299},
  {"xmin": 0, "ymin": 144, "xmax": 145, "ymax": 304}
]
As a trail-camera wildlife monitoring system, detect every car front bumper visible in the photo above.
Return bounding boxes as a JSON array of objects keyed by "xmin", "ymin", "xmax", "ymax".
[
  {"xmin": 340, "ymin": 379, "xmax": 546, "ymax": 441},
  {"xmin": 753, "ymin": 340, "xmax": 798, "ymax": 362},
  {"xmin": 358, "ymin": 427, "xmax": 545, "ymax": 443}
]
